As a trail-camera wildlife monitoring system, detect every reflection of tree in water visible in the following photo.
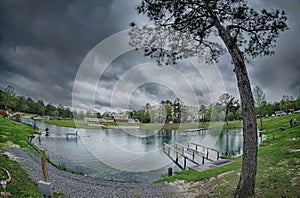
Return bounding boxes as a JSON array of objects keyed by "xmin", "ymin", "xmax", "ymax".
[
  {"xmin": 220, "ymin": 130, "xmax": 242, "ymax": 157},
  {"xmin": 161, "ymin": 129, "xmax": 172, "ymax": 144},
  {"xmin": 143, "ymin": 129, "xmax": 172, "ymax": 145},
  {"xmin": 145, "ymin": 135, "xmax": 155, "ymax": 145}
]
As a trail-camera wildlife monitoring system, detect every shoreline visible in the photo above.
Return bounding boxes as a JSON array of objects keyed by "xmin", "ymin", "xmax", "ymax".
[
  {"xmin": 4, "ymin": 147, "xmax": 181, "ymax": 197},
  {"xmin": 1, "ymin": 114, "xmax": 299, "ymax": 197},
  {"xmin": 43, "ymin": 119, "xmax": 243, "ymax": 130}
]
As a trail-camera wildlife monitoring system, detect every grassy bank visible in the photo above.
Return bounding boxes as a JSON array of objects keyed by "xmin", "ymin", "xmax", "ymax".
[
  {"xmin": 0, "ymin": 116, "xmax": 65, "ymax": 197},
  {"xmin": 157, "ymin": 114, "xmax": 300, "ymax": 197},
  {"xmin": 44, "ymin": 119, "xmax": 243, "ymax": 130},
  {"xmin": 44, "ymin": 119, "xmax": 105, "ymax": 129}
]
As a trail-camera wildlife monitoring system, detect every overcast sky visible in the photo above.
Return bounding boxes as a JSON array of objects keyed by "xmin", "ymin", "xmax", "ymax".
[{"xmin": 0, "ymin": 0, "xmax": 299, "ymax": 112}]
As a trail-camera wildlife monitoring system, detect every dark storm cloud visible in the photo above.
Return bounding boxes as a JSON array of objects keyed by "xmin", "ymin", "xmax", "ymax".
[
  {"xmin": 129, "ymin": 83, "xmax": 177, "ymax": 109},
  {"xmin": 0, "ymin": 0, "xmax": 299, "ymax": 111},
  {"xmin": 99, "ymin": 50, "xmax": 153, "ymax": 89},
  {"xmin": 248, "ymin": 0, "xmax": 300, "ymax": 101},
  {"xmin": 135, "ymin": 83, "xmax": 175, "ymax": 100},
  {"xmin": 93, "ymin": 51, "xmax": 212, "ymax": 110},
  {"xmin": 0, "ymin": 0, "xmax": 143, "ymax": 107}
]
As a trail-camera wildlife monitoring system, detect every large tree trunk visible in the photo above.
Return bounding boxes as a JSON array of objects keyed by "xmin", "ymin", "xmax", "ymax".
[
  {"xmin": 214, "ymin": 22, "xmax": 258, "ymax": 197},
  {"xmin": 232, "ymin": 47, "xmax": 258, "ymax": 197}
]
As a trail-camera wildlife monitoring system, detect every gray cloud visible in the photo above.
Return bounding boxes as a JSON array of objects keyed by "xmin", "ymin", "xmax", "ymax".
[
  {"xmin": 0, "ymin": 0, "xmax": 143, "ymax": 107},
  {"xmin": 247, "ymin": 0, "xmax": 300, "ymax": 101},
  {"xmin": 0, "ymin": 0, "xmax": 299, "ymax": 112}
]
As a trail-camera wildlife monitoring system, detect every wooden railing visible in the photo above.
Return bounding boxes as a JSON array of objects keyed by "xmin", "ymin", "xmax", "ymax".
[
  {"xmin": 163, "ymin": 143, "xmax": 200, "ymax": 170},
  {"xmin": 187, "ymin": 142, "xmax": 220, "ymax": 160},
  {"xmin": 163, "ymin": 142, "xmax": 221, "ymax": 170}
]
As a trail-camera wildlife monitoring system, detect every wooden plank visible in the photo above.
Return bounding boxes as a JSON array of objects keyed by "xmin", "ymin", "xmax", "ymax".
[
  {"xmin": 190, "ymin": 142, "xmax": 220, "ymax": 160},
  {"xmin": 163, "ymin": 144, "xmax": 185, "ymax": 170},
  {"xmin": 175, "ymin": 142, "xmax": 206, "ymax": 158},
  {"xmin": 183, "ymin": 128, "xmax": 208, "ymax": 132},
  {"xmin": 176, "ymin": 142, "xmax": 216, "ymax": 162},
  {"xmin": 164, "ymin": 143, "xmax": 200, "ymax": 168},
  {"xmin": 190, "ymin": 142, "xmax": 220, "ymax": 152},
  {"xmin": 164, "ymin": 142, "xmax": 221, "ymax": 170}
]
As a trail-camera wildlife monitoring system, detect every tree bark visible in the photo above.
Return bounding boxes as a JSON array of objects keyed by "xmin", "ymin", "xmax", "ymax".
[
  {"xmin": 232, "ymin": 47, "xmax": 258, "ymax": 198},
  {"xmin": 213, "ymin": 20, "xmax": 258, "ymax": 197}
]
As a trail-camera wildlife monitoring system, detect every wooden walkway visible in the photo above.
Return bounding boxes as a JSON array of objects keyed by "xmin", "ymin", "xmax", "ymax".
[
  {"xmin": 66, "ymin": 131, "xmax": 78, "ymax": 139},
  {"xmin": 183, "ymin": 128, "xmax": 208, "ymax": 132},
  {"xmin": 192, "ymin": 159, "xmax": 233, "ymax": 172},
  {"xmin": 163, "ymin": 142, "xmax": 221, "ymax": 170}
]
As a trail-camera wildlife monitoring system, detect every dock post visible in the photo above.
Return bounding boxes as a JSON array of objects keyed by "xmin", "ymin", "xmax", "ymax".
[
  {"xmin": 168, "ymin": 167, "xmax": 173, "ymax": 176},
  {"xmin": 206, "ymin": 149, "xmax": 209, "ymax": 159}
]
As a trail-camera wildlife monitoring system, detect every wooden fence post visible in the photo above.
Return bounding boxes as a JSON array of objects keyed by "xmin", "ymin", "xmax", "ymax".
[{"xmin": 40, "ymin": 149, "xmax": 49, "ymax": 182}]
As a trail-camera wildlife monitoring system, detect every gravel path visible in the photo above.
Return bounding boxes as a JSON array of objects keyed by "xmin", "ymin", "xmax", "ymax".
[{"xmin": 5, "ymin": 148, "xmax": 182, "ymax": 198}]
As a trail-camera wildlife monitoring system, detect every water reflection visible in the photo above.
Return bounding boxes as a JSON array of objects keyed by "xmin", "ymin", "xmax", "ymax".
[
  {"xmin": 30, "ymin": 121, "xmax": 249, "ymax": 182},
  {"xmin": 218, "ymin": 129, "xmax": 243, "ymax": 156}
]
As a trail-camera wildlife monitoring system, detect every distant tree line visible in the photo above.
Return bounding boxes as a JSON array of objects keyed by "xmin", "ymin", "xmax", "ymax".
[
  {"xmin": 130, "ymin": 90, "xmax": 300, "ymax": 124},
  {"xmin": 129, "ymin": 98, "xmax": 186, "ymax": 123},
  {"xmin": 1, "ymin": 85, "xmax": 299, "ymax": 123},
  {"xmin": 0, "ymin": 86, "xmax": 72, "ymax": 119}
]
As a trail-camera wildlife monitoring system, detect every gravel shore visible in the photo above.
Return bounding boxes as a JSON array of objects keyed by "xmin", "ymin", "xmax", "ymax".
[{"xmin": 5, "ymin": 148, "xmax": 182, "ymax": 198}]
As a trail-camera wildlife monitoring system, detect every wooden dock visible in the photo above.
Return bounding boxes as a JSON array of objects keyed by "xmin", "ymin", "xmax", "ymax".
[
  {"xmin": 183, "ymin": 128, "xmax": 208, "ymax": 132},
  {"xmin": 163, "ymin": 142, "xmax": 221, "ymax": 170},
  {"xmin": 66, "ymin": 131, "xmax": 78, "ymax": 139}
]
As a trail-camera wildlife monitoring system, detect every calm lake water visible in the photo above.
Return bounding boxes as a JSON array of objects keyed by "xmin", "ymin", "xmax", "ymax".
[{"xmin": 30, "ymin": 121, "xmax": 250, "ymax": 183}]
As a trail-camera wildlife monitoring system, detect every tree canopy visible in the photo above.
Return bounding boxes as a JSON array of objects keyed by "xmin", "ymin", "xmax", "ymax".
[
  {"xmin": 129, "ymin": 1, "xmax": 288, "ymax": 197},
  {"xmin": 130, "ymin": 0, "xmax": 288, "ymax": 64}
]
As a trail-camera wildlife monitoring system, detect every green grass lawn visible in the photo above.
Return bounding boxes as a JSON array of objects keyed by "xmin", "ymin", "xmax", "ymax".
[
  {"xmin": 0, "ymin": 116, "xmax": 41, "ymax": 196},
  {"xmin": 44, "ymin": 119, "xmax": 106, "ymax": 129},
  {"xmin": 44, "ymin": 118, "xmax": 243, "ymax": 130},
  {"xmin": 0, "ymin": 116, "xmax": 66, "ymax": 197},
  {"xmin": 156, "ymin": 114, "xmax": 300, "ymax": 197}
]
